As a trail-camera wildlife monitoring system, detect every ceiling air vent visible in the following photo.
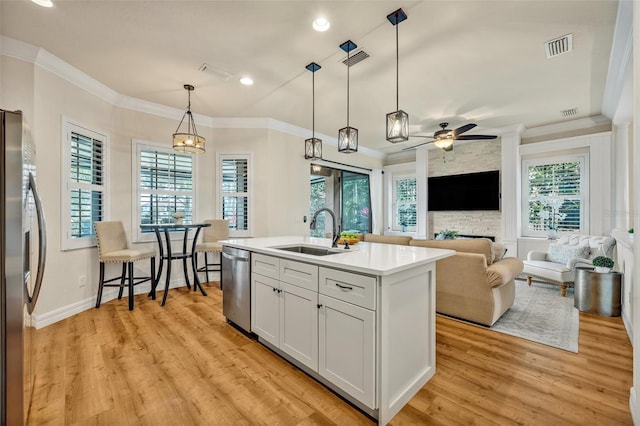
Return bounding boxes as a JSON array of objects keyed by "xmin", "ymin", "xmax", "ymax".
[
  {"xmin": 545, "ymin": 34, "xmax": 573, "ymax": 58},
  {"xmin": 198, "ymin": 63, "xmax": 233, "ymax": 81},
  {"xmin": 342, "ymin": 50, "xmax": 370, "ymax": 67},
  {"xmin": 561, "ymin": 107, "xmax": 578, "ymax": 118}
]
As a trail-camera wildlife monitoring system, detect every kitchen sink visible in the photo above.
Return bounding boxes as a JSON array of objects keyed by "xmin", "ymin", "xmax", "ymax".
[{"xmin": 272, "ymin": 245, "xmax": 345, "ymax": 256}]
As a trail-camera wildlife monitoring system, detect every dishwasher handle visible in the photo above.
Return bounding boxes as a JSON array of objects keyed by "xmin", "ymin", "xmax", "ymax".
[{"xmin": 222, "ymin": 252, "xmax": 249, "ymax": 262}]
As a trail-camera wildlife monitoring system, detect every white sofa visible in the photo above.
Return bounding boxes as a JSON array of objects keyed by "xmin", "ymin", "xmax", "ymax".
[{"xmin": 522, "ymin": 235, "xmax": 616, "ymax": 296}]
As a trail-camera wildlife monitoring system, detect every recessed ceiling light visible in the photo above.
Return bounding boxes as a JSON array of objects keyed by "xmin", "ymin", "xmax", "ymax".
[
  {"xmin": 240, "ymin": 77, "xmax": 254, "ymax": 86},
  {"xmin": 32, "ymin": 0, "xmax": 53, "ymax": 7},
  {"xmin": 313, "ymin": 17, "xmax": 330, "ymax": 32}
]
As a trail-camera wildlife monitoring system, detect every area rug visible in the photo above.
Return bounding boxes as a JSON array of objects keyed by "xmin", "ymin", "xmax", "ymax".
[{"xmin": 490, "ymin": 279, "xmax": 579, "ymax": 352}]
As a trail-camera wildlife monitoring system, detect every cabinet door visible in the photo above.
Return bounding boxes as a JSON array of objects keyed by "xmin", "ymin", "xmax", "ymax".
[
  {"xmin": 280, "ymin": 259, "xmax": 318, "ymax": 292},
  {"xmin": 252, "ymin": 254, "xmax": 279, "ymax": 279},
  {"xmin": 251, "ymin": 273, "xmax": 280, "ymax": 347},
  {"xmin": 280, "ymin": 282, "xmax": 318, "ymax": 370},
  {"xmin": 318, "ymin": 294, "xmax": 375, "ymax": 409}
]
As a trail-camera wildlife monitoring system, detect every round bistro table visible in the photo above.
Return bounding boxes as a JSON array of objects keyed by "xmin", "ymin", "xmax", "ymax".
[{"xmin": 140, "ymin": 223, "xmax": 211, "ymax": 306}]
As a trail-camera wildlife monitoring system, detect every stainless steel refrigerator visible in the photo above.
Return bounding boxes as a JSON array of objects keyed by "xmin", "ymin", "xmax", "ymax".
[{"xmin": 1, "ymin": 109, "xmax": 47, "ymax": 424}]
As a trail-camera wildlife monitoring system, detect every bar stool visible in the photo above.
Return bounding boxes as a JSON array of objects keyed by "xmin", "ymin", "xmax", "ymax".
[
  {"xmin": 194, "ymin": 219, "xmax": 229, "ymax": 284},
  {"xmin": 94, "ymin": 221, "xmax": 157, "ymax": 310}
]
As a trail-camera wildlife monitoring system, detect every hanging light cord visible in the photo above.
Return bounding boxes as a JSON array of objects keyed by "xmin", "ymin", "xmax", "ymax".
[
  {"xmin": 395, "ymin": 18, "xmax": 399, "ymax": 111},
  {"xmin": 312, "ymin": 71, "xmax": 315, "ymax": 139},
  {"xmin": 174, "ymin": 87, "xmax": 200, "ymax": 139},
  {"xmin": 187, "ymin": 89, "xmax": 198, "ymax": 138},
  {"xmin": 346, "ymin": 48, "xmax": 350, "ymax": 127}
]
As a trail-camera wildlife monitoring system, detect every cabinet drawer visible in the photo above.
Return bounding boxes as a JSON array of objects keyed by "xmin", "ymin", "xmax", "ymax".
[
  {"xmin": 280, "ymin": 259, "xmax": 318, "ymax": 292},
  {"xmin": 319, "ymin": 268, "xmax": 377, "ymax": 310},
  {"xmin": 252, "ymin": 253, "xmax": 279, "ymax": 279}
]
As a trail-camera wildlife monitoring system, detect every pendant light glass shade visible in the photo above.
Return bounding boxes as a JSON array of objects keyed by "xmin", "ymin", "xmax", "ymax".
[
  {"xmin": 386, "ymin": 110, "xmax": 409, "ymax": 143},
  {"xmin": 338, "ymin": 126, "xmax": 358, "ymax": 153},
  {"xmin": 304, "ymin": 62, "xmax": 322, "ymax": 160},
  {"xmin": 386, "ymin": 8, "xmax": 409, "ymax": 143},
  {"xmin": 338, "ymin": 40, "xmax": 358, "ymax": 154},
  {"xmin": 305, "ymin": 137, "xmax": 322, "ymax": 159},
  {"xmin": 173, "ymin": 84, "xmax": 205, "ymax": 154}
]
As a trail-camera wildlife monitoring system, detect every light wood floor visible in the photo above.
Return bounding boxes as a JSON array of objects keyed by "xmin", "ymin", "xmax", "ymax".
[{"xmin": 28, "ymin": 283, "xmax": 633, "ymax": 425}]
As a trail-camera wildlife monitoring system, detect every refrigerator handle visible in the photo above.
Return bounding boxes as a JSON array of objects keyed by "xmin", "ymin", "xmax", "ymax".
[{"xmin": 27, "ymin": 172, "xmax": 47, "ymax": 314}]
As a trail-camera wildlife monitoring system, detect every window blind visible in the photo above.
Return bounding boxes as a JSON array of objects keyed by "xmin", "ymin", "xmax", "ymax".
[
  {"xmin": 69, "ymin": 131, "xmax": 104, "ymax": 238},
  {"xmin": 525, "ymin": 160, "xmax": 584, "ymax": 234},
  {"xmin": 139, "ymin": 149, "xmax": 193, "ymax": 227},
  {"xmin": 221, "ymin": 158, "xmax": 249, "ymax": 231},
  {"xmin": 394, "ymin": 177, "xmax": 417, "ymax": 228}
]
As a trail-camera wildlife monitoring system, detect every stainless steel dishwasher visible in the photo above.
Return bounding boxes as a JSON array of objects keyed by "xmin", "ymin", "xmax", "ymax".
[{"xmin": 221, "ymin": 246, "xmax": 251, "ymax": 332}]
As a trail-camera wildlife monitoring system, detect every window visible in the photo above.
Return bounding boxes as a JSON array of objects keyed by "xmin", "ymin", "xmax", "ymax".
[
  {"xmin": 61, "ymin": 121, "xmax": 107, "ymax": 250},
  {"xmin": 134, "ymin": 140, "xmax": 195, "ymax": 241},
  {"xmin": 310, "ymin": 177, "xmax": 327, "ymax": 238},
  {"xmin": 522, "ymin": 154, "xmax": 588, "ymax": 237},
  {"xmin": 341, "ymin": 171, "xmax": 371, "ymax": 233},
  {"xmin": 219, "ymin": 154, "xmax": 251, "ymax": 237},
  {"xmin": 392, "ymin": 175, "xmax": 417, "ymax": 232},
  {"xmin": 309, "ymin": 165, "xmax": 371, "ymax": 236}
]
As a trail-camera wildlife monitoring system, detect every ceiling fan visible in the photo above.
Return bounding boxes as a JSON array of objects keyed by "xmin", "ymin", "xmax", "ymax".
[{"xmin": 403, "ymin": 122, "xmax": 497, "ymax": 151}]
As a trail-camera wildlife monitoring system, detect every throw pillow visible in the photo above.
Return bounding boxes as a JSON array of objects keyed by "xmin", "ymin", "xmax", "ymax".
[
  {"xmin": 547, "ymin": 243, "xmax": 590, "ymax": 265},
  {"xmin": 493, "ymin": 243, "xmax": 507, "ymax": 261}
]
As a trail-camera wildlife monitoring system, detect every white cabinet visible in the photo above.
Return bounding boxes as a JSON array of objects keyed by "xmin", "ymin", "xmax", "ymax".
[
  {"xmin": 251, "ymin": 273, "xmax": 280, "ymax": 347},
  {"xmin": 318, "ymin": 293, "xmax": 375, "ymax": 409},
  {"xmin": 228, "ymin": 239, "xmax": 442, "ymax": 425},
  {"xmin": 280, "ymin": 282, "xmax": 318, "ymax": 370},
  {"xmin": 251, "ymin": 255, "xmax": 379, "ymax": 410},
  {"xmin": 251, "ymin": 255, "xmax": 319, "ymax": 370}
]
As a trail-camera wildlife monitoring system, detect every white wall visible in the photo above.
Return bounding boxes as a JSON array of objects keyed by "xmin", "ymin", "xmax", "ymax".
[{"xmin": 1, "ymin": 51, "xmax": 383, "ymax": 327}]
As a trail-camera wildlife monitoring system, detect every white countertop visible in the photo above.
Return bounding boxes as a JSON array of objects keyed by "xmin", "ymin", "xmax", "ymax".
[{"xmin": 221, "ymin": 236, "xmax": 454, "ymax": 276}]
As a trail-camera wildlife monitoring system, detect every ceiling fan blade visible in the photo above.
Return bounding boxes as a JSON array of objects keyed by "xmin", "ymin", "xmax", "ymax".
[
  {"xmin": 452, "ymin": 123, "xmax": 477, "ymax": 136},
  {"xmin": 402, "ymin": 140, "xmax": 434, "ymax": 150},
  {"xmin": 409, "ymin": 134, "xmax": 435, "ymax": 139},
  {"xmin": 455, "ymin": 134, "xmax": 498, "ymax": 140}
]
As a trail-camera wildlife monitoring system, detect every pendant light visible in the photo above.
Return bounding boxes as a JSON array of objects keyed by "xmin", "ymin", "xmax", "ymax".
[
  {"xmin": 304, "ymin": 62, "xmax": 322, "ymax": 160},
  {"xmin": 386, "ymin": 8, "xmax": 409, "ymax": 143},
  {"xmin": 338, "ymin": 40, "xmax": 358, "ymax": 153},
  {"xmin": 173, "ymin": 84, "xmax": 205, "ymax": 154}
]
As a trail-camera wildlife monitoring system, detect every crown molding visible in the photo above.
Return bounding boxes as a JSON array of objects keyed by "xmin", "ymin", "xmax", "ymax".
[
  {"xmin": 522, "ymin": 115, "xmax": 611, "ymax": 139},
  {"xmin": 0, "ymin": 35, "xmax": 386, "ymax": 159},
  {"xmin": 0, "ymin": 35, "xmax": 39, "ymax": 63}
]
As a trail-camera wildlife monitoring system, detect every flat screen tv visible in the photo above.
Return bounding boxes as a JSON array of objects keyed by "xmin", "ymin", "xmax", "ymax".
[{"xmin": 428, "ymin": 170, "xmax": 500, "ymax": 211}]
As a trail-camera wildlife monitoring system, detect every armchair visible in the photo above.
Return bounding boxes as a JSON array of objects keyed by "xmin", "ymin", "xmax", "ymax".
[{"xmin": 522, "ymin": 235, "xmax": 616, "ymax": 296}]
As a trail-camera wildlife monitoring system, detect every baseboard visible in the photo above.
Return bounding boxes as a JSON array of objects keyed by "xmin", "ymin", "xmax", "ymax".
[
  {"xmin": 630, "ymin": 386, "xmax": 638, "ymax": 424},
  {"xmin": 32, "ymin": 277, "xmax": 195, "ymax": 329},
  {"xmin": 622, "ymin": 309, "xmax": 633, "ymax": 345}
]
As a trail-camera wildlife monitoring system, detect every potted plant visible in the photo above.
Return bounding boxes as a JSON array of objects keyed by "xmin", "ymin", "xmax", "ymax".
[
  {"xmin": 592, "ymin": 256, "xmax": 614, "ymax": 273},
  {"xmin": 436, "ymin": 229, "xmax": 458, "ymax": 240}
]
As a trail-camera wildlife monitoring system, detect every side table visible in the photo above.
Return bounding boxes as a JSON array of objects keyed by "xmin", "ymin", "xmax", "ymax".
[{"xmin": 574, "ymin": 266, "xmax": 622, "ymax": 317}]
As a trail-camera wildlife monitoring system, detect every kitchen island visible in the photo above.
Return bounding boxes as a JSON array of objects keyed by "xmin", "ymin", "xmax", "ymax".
[{"xmin": 221, "ymin": 236, "xmax": 454, "ymax": 425}]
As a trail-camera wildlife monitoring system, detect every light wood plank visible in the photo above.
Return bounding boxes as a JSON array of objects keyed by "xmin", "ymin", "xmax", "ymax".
[{"xmin": 28, "ymin": 283, "xmax": 633, "ymax": 425}]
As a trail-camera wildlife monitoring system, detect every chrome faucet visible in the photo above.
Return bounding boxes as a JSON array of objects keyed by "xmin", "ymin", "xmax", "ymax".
[{"xmin": 310, "ymin": 207, "xmax": 340, "ymax": 248}]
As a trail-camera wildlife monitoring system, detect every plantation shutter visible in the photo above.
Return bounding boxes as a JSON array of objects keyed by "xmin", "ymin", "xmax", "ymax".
[
  {"xmin": 394, "ymin": 176, "xmax": 417, "ymax": 230},
  {"xmin": 221, "ymin": 158, "xmax": 249, "ymax": 232},
  {"xmin": 69, "ymin": 131, "xmax": 104, "ymax": 238},
  {"xmin": 525, "ymin": 158, "xmax": 585, "ymax": 235},
  {"xmin": 139, "ymin": 149, "xmax": 193, "ymax": 227}
]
